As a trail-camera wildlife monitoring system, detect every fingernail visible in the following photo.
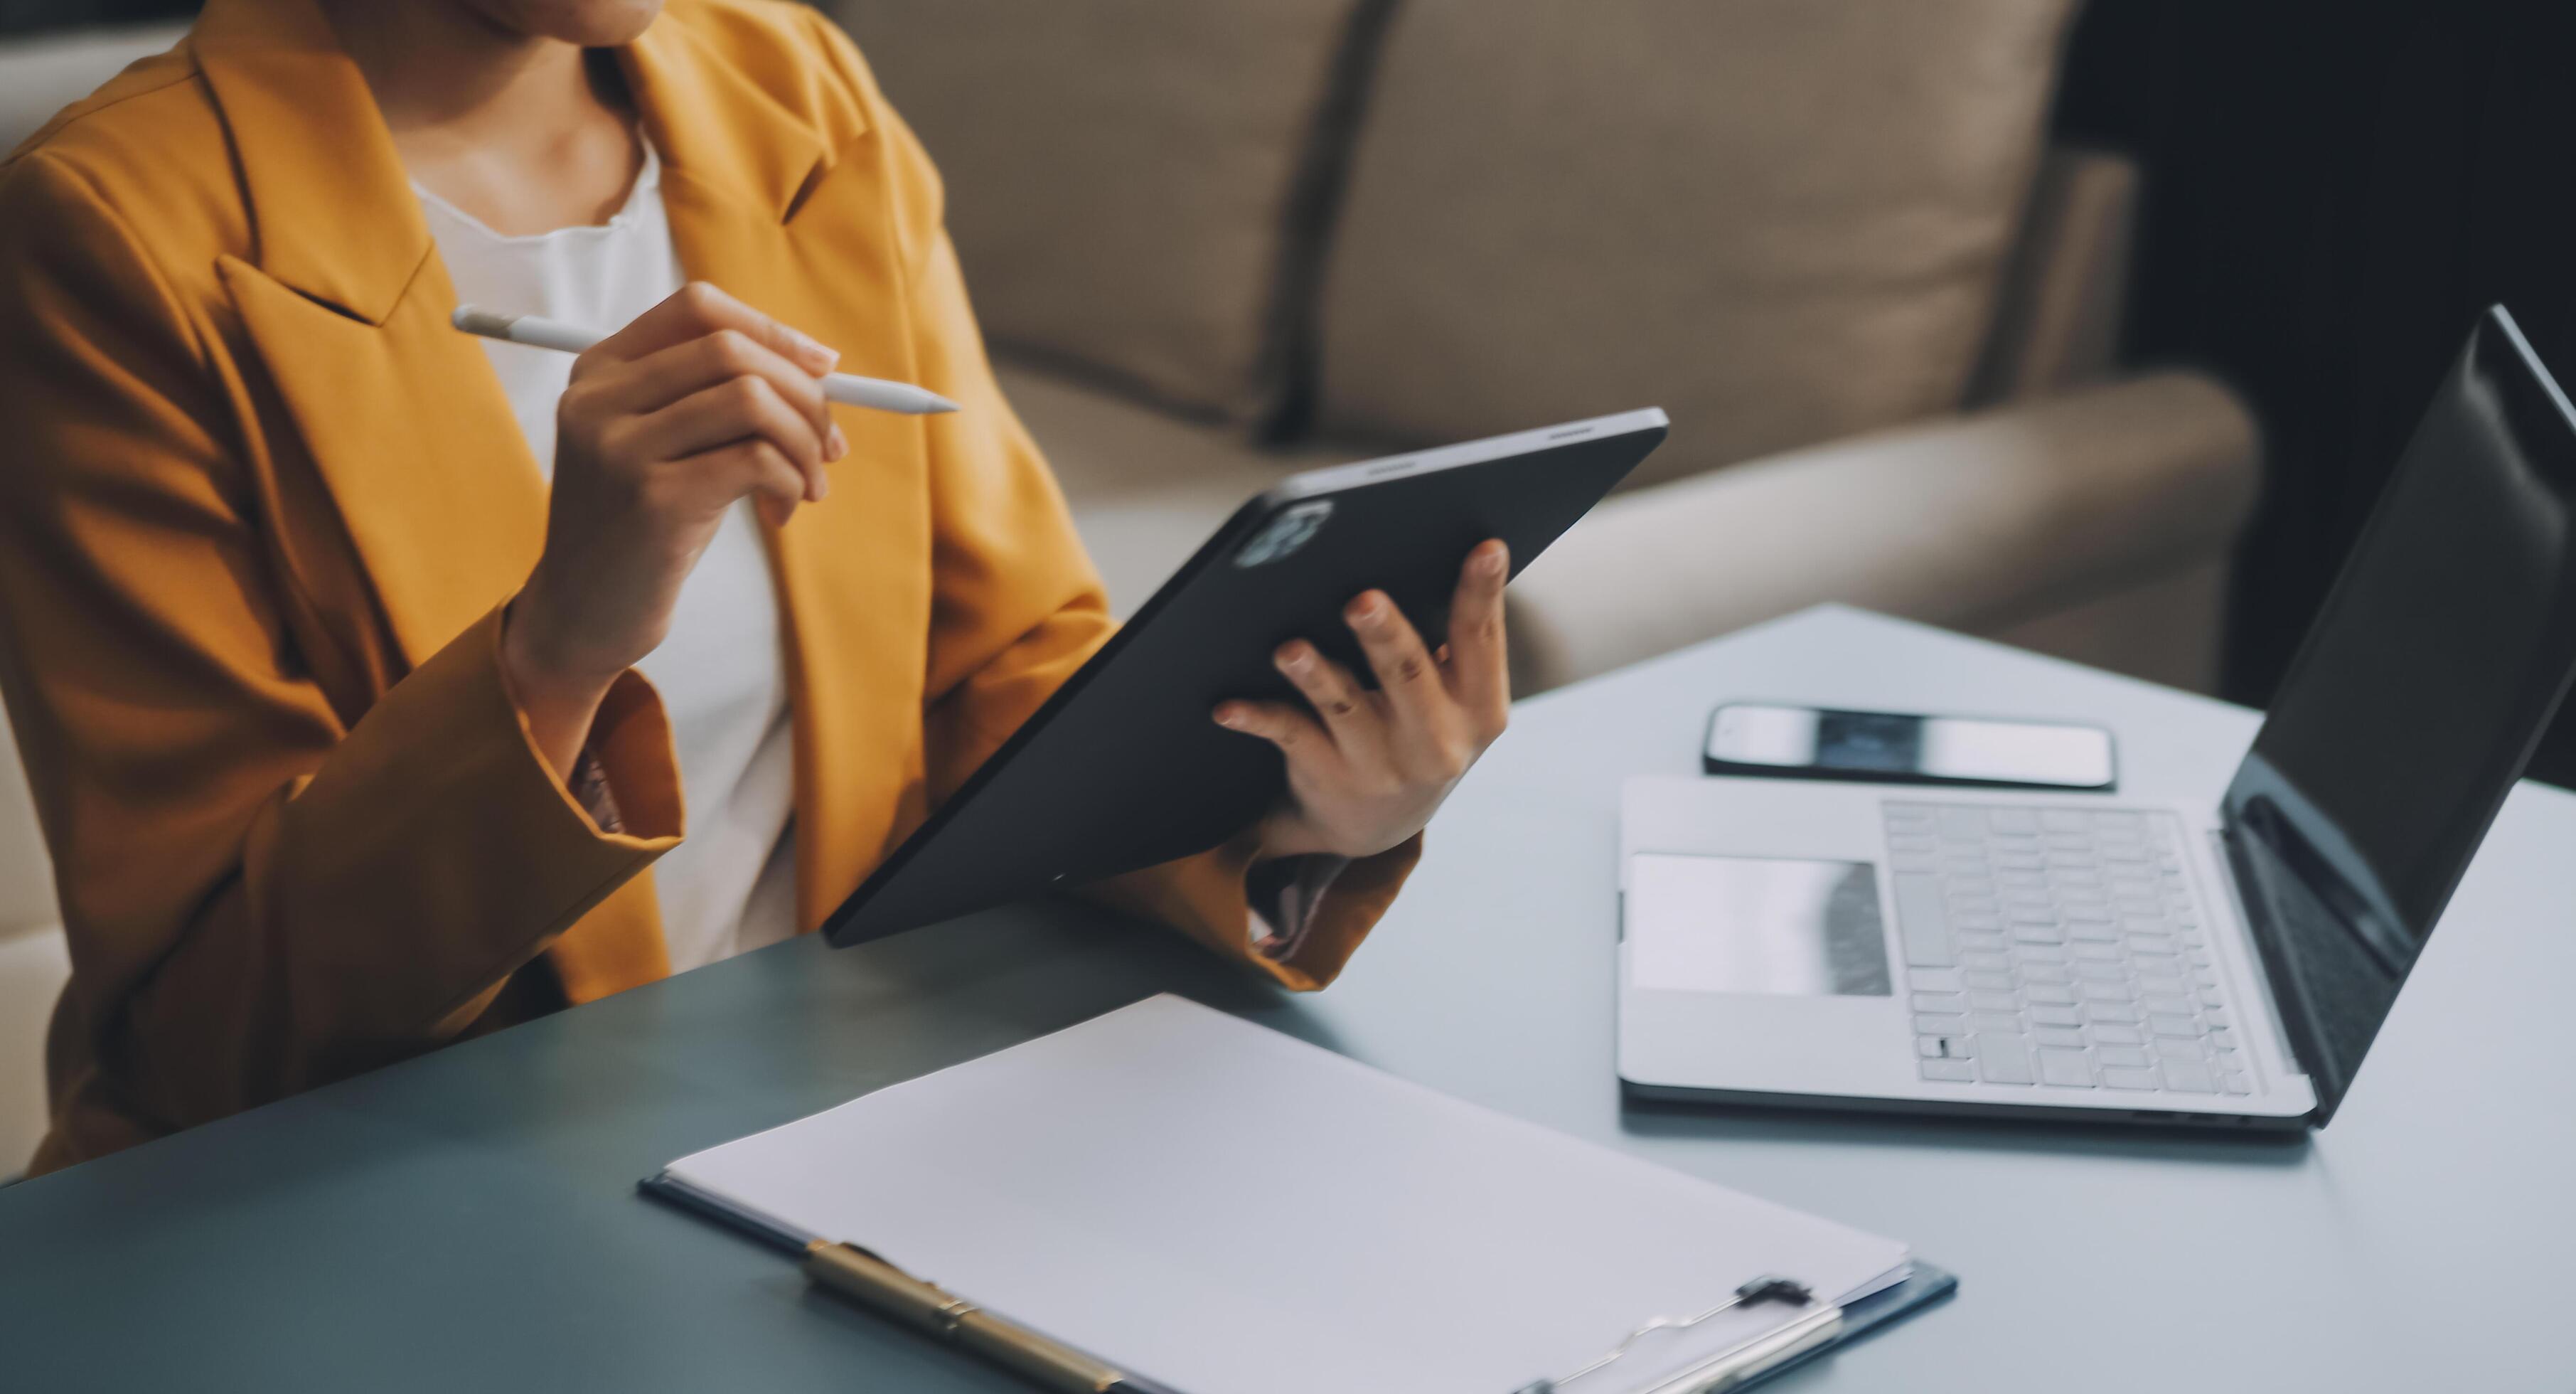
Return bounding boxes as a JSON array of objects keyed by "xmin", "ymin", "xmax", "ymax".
[
  {"xmin": 1480, "ymin": 543, "xmax": 1508, "ymax": 575},
  {"xmin": 793, "ymin": 329, "xmax": 840, "ymax": 368},
  {"xmin": 1213, "ymin": 706, "xmax": 1241, "ymax": 728},
  {"xmin": 1277, "ymin": 644, "xmax": 1310, "ymax": 671},
  {"xmin": 815, "ymin": 468, "xmax": 833, "ymax": 501},
  {"xmin": 828, "ymin": 424, "xmax": 848, "ymax": 461},
  {"xmin": 1348, "ymin": 592, "xmax": 1386, "ymax": 624}
]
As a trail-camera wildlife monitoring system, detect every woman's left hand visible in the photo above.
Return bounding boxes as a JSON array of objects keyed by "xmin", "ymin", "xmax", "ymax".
[{"xmin": 1214, "ymin": 539, "xmax": 1512, "ymax": 859}]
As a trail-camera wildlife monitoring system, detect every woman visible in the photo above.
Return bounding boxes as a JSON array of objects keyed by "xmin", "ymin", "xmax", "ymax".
[{"xmin": 0, "ymin": 0, "xmax": 1510, "ymax": 1176}]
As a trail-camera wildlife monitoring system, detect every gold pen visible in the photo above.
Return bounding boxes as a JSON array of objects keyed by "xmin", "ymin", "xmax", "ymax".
[{"xmin": 802, "ymin": 1240, "xmax": 1180, "ymax": 1394}]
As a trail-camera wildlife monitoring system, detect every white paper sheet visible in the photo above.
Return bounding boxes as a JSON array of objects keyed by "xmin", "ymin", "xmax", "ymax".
[{"xmin": 666, "ymin": 995, "xmax": 1908, "ymax": 1394}]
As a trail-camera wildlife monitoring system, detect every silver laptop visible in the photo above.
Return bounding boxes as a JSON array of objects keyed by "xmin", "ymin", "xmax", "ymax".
[{"xmin": 1616, "ymin": 307, "xmax": 2576, "ymax": 1129}]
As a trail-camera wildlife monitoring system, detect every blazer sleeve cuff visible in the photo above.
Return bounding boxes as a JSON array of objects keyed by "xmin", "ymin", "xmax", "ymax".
[
  {"xmin": 260, "ymin": 603, "xmax": 686, "ymax": 1044},
  {"xmin": 1088, "ymin": 831, "xmax": 1422, "ymax": 991}
]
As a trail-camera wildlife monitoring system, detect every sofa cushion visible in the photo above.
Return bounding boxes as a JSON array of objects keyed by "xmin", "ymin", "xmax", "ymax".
[
  {"xmin": 828, "ymin": 0, "xmax": 1385, "ymax": 422},
  {"xmin": 1502, "ymin": 371, "xmax": 2260, "ymax": 693},
  {"xmin": 1313, "ymin": 0, "xmax": 2075, "ymax": 489},
  {"xmin": 0, "ymin": 703, "xmax": 56, "ymax": 937},
  {"xmin": 0, "ymin": 23, "xmax": 191, "ymax": 156},
  {"xmin": 999, "ymin": 360, "xmax": 1347, "ymax": 615},
  {"xmin": 0, "ymin": 922, "xmax": 69, "ymax": 1174}
]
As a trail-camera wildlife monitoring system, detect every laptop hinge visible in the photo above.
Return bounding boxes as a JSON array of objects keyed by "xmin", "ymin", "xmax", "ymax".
[{"xmin": 2212, "ymin": 826, "xmax": 2325, "ymax": 1114}]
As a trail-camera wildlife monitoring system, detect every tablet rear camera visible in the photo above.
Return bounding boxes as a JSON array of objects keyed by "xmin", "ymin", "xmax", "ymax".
[{"xmin": 1234, "ymin": 501, "xmax": 1334, "ymax": 568}]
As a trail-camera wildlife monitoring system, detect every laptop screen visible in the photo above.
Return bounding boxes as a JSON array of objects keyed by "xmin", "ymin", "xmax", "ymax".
[{"xmin": 2221, "ymin": 307, "xmax": 2576, "ymax": 1120}]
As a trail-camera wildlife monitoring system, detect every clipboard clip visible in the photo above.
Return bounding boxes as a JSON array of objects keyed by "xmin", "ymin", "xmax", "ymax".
[{"xmin": 1512, "ymin": 1275, "xmax": 1844, "ymax": 1394}]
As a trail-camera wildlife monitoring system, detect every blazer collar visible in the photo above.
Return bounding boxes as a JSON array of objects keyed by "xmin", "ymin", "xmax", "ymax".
[
  {"xmin": 191, "ymin": 0, "xmax": 848, "ymax": 326},
  {"xmin": 621, "ymin": 15, "xmax": 844, "ymax": 226},
  {"xmin": 191, "ymin": 0, "xmax": 425, "ymax": 326}
]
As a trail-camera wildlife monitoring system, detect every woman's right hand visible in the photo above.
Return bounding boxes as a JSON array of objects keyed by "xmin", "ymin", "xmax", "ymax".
[{"xmin": 500, "ymin": 282, "xmax": 848, "ymax": 777}]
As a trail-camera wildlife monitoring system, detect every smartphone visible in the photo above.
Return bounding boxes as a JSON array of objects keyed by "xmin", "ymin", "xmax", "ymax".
[{"xmin": 1702, "ymin": 703, "xmax": 2117, "ymax": 791}]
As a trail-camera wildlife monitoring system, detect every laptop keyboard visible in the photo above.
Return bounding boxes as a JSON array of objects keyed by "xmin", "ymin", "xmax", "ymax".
[{"xmin": 1886, "ymin": 802, "xmax": 2252, "ymax": 1096}]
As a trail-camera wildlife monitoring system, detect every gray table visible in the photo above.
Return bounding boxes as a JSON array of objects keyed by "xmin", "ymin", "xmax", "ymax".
[{"xmin": 4, "ymin": 606, "xmax": 2570, "ymax": 1393}]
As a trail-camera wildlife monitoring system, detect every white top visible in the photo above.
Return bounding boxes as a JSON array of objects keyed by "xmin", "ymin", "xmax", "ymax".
[{"xmin": 419, "ymin": 140, "xmax": 801, "ymax": 972}]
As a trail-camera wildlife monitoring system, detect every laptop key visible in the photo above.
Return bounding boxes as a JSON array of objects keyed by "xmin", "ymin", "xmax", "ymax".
[
  {"xmin": 1967, "ymin": 1011, "xmax": 2023, "ymax": 1036},
  {"xmin": 2159, "ymin": 1058, "xmax": 2218, "ymax": 1093},
  {"xmin": 1910, "ymin": 991, "xmax": 1965, "ymax": 1013},
  {"xmin": 2101, "ymin": 1066, "xmax": 2161, "ymax": 1090},
  {"xmin": 1975, "ymin": 1036, "xmax": 2036, "ymax": 1084},
  {"xmin": 2029, "ymin": 1004, "xmax": 2084, "ymax": 1027},
  {"xmin": 2095, "ymin": 1046, "xmax": 2153, "ymax": 1069},
  {"xmin": 2033, "ymin": 1027, "xmax": 2085, "ymax": 1050},
  {"xmin": 2220, "ymin": 1073, "xmax": 2252, "ymax": 1095},
  {"xmin": 1893, "ymin": 873, "xmax": 1955, "ymax": 967},
  {"xmin": 2038, "ymin": 1048, "xmax": 2094, "ymax": 1087},
  {"xmin": 1920, "ymin": 1059, "xmax": 1976, "ymax": 1082},
  {"xmin": 1913, "ymin": 1013, "xmax": 1964, "ymax": 1035},
  {"xmin": 2088, "ymin": 1022, "xmax": 2144, "ymax": 1046}
]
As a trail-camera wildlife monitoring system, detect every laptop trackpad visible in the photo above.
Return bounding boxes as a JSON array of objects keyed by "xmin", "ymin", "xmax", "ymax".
[{"xmin": 1627, "ymin": 853, "xmax": 1893, "ymax": 999}]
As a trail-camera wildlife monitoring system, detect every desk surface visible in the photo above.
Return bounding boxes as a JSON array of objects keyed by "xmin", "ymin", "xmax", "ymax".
[{"xmin": 4, "ymin": 606, "xmax": 2570, "ymax": 1393}]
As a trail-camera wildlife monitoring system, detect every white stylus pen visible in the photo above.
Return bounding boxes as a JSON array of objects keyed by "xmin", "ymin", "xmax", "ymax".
[{"xmin": 451, "ymin": 305, "xmax": 961, "ymax": 415}]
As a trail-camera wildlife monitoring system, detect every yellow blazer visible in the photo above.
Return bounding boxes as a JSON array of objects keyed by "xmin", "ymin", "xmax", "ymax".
[{"xmin": 0, "ymin": 0, "xmax": 1414, "ymax": 1176}]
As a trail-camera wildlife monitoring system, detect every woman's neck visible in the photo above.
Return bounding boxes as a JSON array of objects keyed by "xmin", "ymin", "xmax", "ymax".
[{"xmin": 322, "ymin": 1, "xmax": 644, "ymax": 237}]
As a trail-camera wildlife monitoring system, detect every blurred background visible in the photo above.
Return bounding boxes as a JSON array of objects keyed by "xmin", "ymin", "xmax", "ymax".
[
  {"xmin": 1, "ymin": 0, "xmax": 2570, "ymax": 1169},
  {"xmin": 9, "ymin": 0, "xmax": 2568, "ymax": 740}
]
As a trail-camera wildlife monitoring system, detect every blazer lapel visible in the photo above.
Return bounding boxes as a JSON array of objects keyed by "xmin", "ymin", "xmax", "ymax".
[
  {"xmin": 625, "ymin": 26, "xmax": 939, "ymax": 933},
  {"xmin": 199, "ymin": 0, "xmax": 669, "ymax": 997},
  {"xmin": 198, "ymin": 0, "xmax": 547, "ymax": 668}
]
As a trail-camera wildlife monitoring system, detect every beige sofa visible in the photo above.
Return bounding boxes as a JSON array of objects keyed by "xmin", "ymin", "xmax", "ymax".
[
  {"xmin": 830, "ymin": 0, "xmax": 2257, "ymax": 695},
  {"xmin": 0, "ymin": 4, "xmax": 2258, "ymax": 1162}
]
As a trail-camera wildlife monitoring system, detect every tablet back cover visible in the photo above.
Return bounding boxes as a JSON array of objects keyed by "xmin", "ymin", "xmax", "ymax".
[{"xmin": 827, "ymin": 413, "xmax": 1666, "ymax": 945}]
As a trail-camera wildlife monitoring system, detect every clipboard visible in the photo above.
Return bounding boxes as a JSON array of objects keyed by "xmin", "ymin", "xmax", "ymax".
[
  {"xmin": 641, "ymin": 1172, "xmax": 1956, "ymax": 1394},
  {"xmin": 638, "ymin": 996, "xmax": 1958, "ymax": 1394}
]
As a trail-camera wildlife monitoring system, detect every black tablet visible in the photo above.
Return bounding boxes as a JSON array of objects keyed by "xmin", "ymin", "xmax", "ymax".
[{"xmin": 824, "ymin": 408, "xmax": 1670, "ymax": 945}]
